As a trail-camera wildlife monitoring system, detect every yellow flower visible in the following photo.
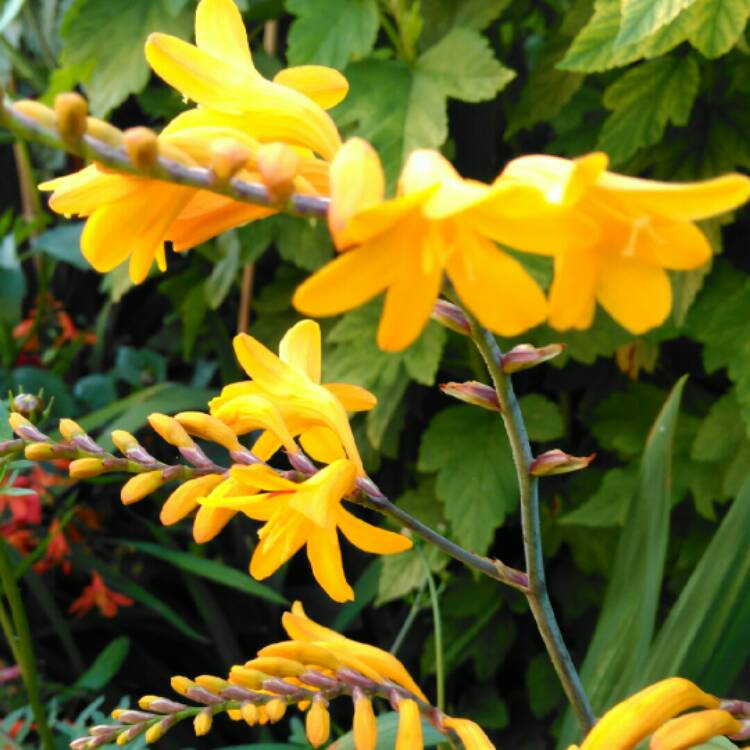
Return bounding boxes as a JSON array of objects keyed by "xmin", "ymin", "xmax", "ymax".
[
  {"xmin": 145, "ymin": 0, "xmax": 346, "ymax": 160},
  {"xmin": 650, "ymin": 709, "xmax": 743, "ymax": 750},
  {"xmin": 500, "ymin": 152, "xmax": 750, "ymax": 334},
  {"xmin": 443, "ymin": 716, "xmax": 495, "ymax": 750},
  {"xmin": 210, "ymin": 319, "xmax": 376, "ymax": 475},
  {"xmin": 38, "ymin": 117, "xmax": 327, "ymax": 283},
  {"xmin": 305, "ymin": 697, "xmax": 330, "ymax": 748},
  {"xmin": 293, "ymin": 139, "xmax": 587, "ymax": 351},
  {"xmin": 576, "ymin": 677, "xmax": 720, "ymax": 750},
  {"xmin": 198, "ymin": 461, "xmax": 411, "ymax": 602}
]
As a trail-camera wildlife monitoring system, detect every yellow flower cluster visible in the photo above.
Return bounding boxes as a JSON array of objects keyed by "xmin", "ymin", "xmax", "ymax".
[
  {"xmin": 10, "ymin": 319, "xmax": 410, "ymax": 603},
  {"xmin": 70, "ymin": 602, "xmax": 495, "ymax": 750},
  {"xmin": 569, "ymin": 677, "xmax": 748, "ymax": 750},
  {"xmin": 25, "ymin": 0, "xmax": 750, "ymax": 348}
]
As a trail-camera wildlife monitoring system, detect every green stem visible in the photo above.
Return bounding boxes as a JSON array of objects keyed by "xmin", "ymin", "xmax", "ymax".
[
  {"xmin": 0, "ymin": 539, "xmax": 54, "ymax": 750},
  {"xmin": 466, "ymin": 314, "xmax": 595, "ymax": 735},
  {"xmin": 0, "ymin": 595, "xmax": 22, "ymax": 666},
  {"xmin": 390, "ymin": 578, "xmax": 427, "ymax": 655},
  {"xmin": 419, "ymin": 548, "xmax": 445, "ymax": 712}
]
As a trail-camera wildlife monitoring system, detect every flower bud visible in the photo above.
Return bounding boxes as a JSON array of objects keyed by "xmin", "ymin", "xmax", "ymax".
[
  {"xmin": 195, "ymin": 675, "xmax": 228, "ymax": 693},
  {"xmin": 121, "ymin": 470, "xmax": 164, "ymax": 505},
  {"xmin": 395, "ymin": 699, "xmax": 422, "ymax": 750},
  {"xmin": 193, "ymin": 707, "xmax": 213, "ymax": 736},
  {"xmin": 25, "ymin": 442, "xmax": 56, "ymax": 460},
  {"xmin": 501, "ymin": 343, "xmax": 565, "ymax": 374},
  {"xmin": 59, "ymin": 418, "xmax": 85, "ymax": 442},
  {"xmin": 9, "ymin": 412, "xmax": 48, "ymax": 442},
  {"xmin": 210, "ymin": 137, "xmax": 251, "ymax": 182},
  {"xmin": 257, "ymin": 705, "xmax": 270, "ymax": 725},
  {"xmin": 244, "ymin": 656, "xmax": 306, "ymax": 678},
  {"xmin": 123, "ymin": 127, "xmax": 158, "ymax": 171},
  {"xmin": 174, "ymin": 412, "xmax": 242, "ymax": 452},
  {"xmin": 147, "ymin": 413, "xmax": 194, "ymax": 448},
  {"xmin": 144, "ymin": 723, "xmax": 162, "ymax": 744},
  {"xmin": 353, "ymin": 695, "xmax": 377, "ymax": 750},
  {"xmin": 138, "ymin": 695, "xmax": 185, "ymax": 713},
  {"xmin": 266, "ymin": 698, "xmax": 287, "ymax": 723},
  {"xmin": 170, "ymin": 675, "xmax": 195, "ymax": 697},
  {"xmin": 228, "ymin": 666, "xmax": 270, "ymax": 690},
  {"xmin": 430, "ymin": 300, "xmax": 470, "ymax": 336},
  {"xmin": 257, "ymin": 142, "xmax": 302, "ymax": 203},
  {"xmin": 439, "ymin": 381, "xmax": 500, "ymax": 412},
  {"xmin": 69, "ymin": 457, "xmax": 105, "ymax": 479},
  {"xmin": 54, "ymin": 93, "xmax": 88, "ymax": 142},
  {"xmin": 529, "ymin": 449, "xmax": 595, "ymax": 477},
  {"xmin": 12, "ymin": 393, "xmax": 40, "ymax": 419},
  {"xmin": 86, "ymin": 117, "xmax": 123, "ymax": 146},
  {"xmin": 241, "ymin": 702, "xmax": 258, "ymax": 726},
  {"xmin": 13, "ymin": 99, "xmax": 56, "ymax": 129},
  {"xmin": 111, "ymin": 430, "xmax": 140, "ymax": 455},
  {"xmin": 306, "ymin": 697, "xmax": 330, "ymax": 748}
]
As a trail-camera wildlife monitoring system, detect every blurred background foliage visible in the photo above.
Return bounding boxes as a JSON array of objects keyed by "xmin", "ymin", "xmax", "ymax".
[{"xmin": 1, "ymin": 0, "xmax": 750, "ymax": 748}]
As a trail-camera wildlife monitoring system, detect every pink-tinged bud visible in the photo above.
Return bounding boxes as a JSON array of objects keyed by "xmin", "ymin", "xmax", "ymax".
[
  {"xmin": 59, "ymin": 418, "xmax": 85, "ymax": 441},
  {"xmin": 69, "ymin": 738, "xmax": 92, "ymax": 750},
  {"xmin": 138, "ymin": 695, "xmax": 186, "ymax": 713},
  {"xmin": 147, "ymin": 413, "xmax": 194, "ymax": 449},
  {"xmin": 69, "ymin": 457, "xmax": 105, "ymax": 479},
  {"xmin": 501, "ymin": 343, "xmax": 565, "ymax": 374},
  {"xmin": 9, "ymin": 413, "xmax": 48, "ymax": 442},
  {"xmin": 529, "ymin": 449, "xmax": 595, "ymax": 476},
  {"xmin": 440, "ymin": 381, "xmax": 501, "ymax": 412},
  {"xmin": 210, "ymin": 137, "xmax": 251, "ymax": 182},
  {"xmin": 170, "ymin": 675, "xmax": 195, "ymax": 696},
  {"xmin": 121, "ymin": 470, "xmax": 164, "ymax": 505},
  {"xmin": 25, "ymin": 442, "xmax": 56, "ymax": 461},
  {"xmin": 193, "ymin": 707, "xmax": 213, "ymax": 736},
  {"xmin": 123, "ymin": 127, "xmax": 159, "ymax": 171},
  {"xmin": 12, "ymin": 393, "xmax": 40, "ymax": 418},
  {"xmin": 13, "ymin": 99, "xmax": 56, "ymax": 129},
  {"xmin": 54, "ymin": 92, "xmax": 88, "ymax": 142},
  {"xmin": 257, "ymin": 142, "xmax": 301, "ymax": 203},
  {"xmin": 111, "ymin": 430, "xmax": 139, "ymax": 455},
  {"xmin": 430, "ymin": 300, "xmax": 470, "ymax": 336}
]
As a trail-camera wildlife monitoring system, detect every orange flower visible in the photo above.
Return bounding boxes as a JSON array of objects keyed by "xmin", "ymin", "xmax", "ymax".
[
  {"xmin": 34, "ymin": 520, "xmax": 72, "ymax": 575},
  {"xmin": 68, "ymin": 572, "xmax": 133, "ymax": 618}
]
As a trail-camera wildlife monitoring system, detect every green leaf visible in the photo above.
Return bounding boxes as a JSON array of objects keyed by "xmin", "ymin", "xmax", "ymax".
[
  {"xmin": 559, "ymin": 466, "xmax": 638, "ymax": 528},
  {"xmin": 642, "ymin": 478, "xmax": 750, "ymax": 695},
  {"xmin": 557, "ymin": 377, "xmax": 687, "ymax": 749},
  {"xmin": 419, "ymin": 0, "xmax": 512, "ymax": 46},
  {"xmin": 615, "ymin": 0, "xmax": 699, "ymax": 48},
  {"xmin": 418, "ymin": 405, "xmax": 516, "ymax": 553},
  {"xmin": 205, "ymin": 231, "xmax": 240, "ymax": 310},
  {"xmin": 274, "ymin": 215, "xmax": 334, "ymax": 271},
  {"xmin": 598, "ymin": 56, "xmax": 700, "ymax": 165},
  {"xmin": 60, "ymin": 0, "xmax": 193, "ymax": 115},
  {"xmin": 526, "ymin": 652, "xmax": 565, "ymax": 718},
  {"xmin": 685, "ymin": 0, "xmax": 750, "ymax": 57},
  {"xmin": 330, "ymin": 711, "xmax": 444, "ymax": 750},
  {"xmin": 285, "ymin": 0, "xmax": 378, "ymax": 68},
  {"xmin": 0, "ymin": 235, "xmax": 25, "ymax": 325},
  {"xmin": 518, "ymin": 394, "xmax": 564, "ymax": 442},
  {"xmin": 70, "ymin": 637, "xmax": 130, "ymax": 692},
  {"xmin": 31, "ymin": 223, "xmax": 87, "ymax": 270},
  {"xmin": 692, "ymin": 391, "xmax": 747, "ymax": 462},
  {"xmin": 123, "ymin": 540, "xmax": 287, "ymax": 605}
]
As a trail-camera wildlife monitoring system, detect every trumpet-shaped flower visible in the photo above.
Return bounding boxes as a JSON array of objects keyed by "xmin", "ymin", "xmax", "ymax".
[
  {"xmin": 198, "ymin": 460, "xmax": 411, "ymax": 602},
  {"xmin": 293, "ymin": 139, "xmax": 590, "ymax": 351},
  {"xmin": 39, "ymin": 119, "xmax": 327, "ymax": 283},
  {"xmin": 145, "ymin": 0, "xmax": 346, "ymax": 160},
  {"xmin": 210, "ymin": 319, "xmax": 375, "ymax": 475},
  {"xmin": 500, "ymin": 153, "xmax": 750, "ymax": 334}
]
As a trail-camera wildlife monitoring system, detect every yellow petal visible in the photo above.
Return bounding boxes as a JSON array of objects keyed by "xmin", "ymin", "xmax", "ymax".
[
  {"xmin": 335, "ymin": 505, "xmax": 412, "ymax": 554},
  {"xmin": 293, "ymin": 233, "xmax": 399, "ymax": 318},
  {"xmin": 305, "ymin": 699, "xmax": 330, "ymax": 748},
  {"xmin": 637, "ymin": 219, "xmax": 711, "ymax": 270},
  {"xmin": 212, "ymin": 393, "xmax": 298, "ymax": 452},
  {"xmin": 299, "ymin": 426, "xmax": 346, "ymax": 464},
  {"xmin": 395, "ymin": 700, "xmax": 423, "ymax": 750},
  {"xmin": 40, "ymin": 166, "xmax": 141, "ymax": 217},
  {"xmin": 323, "ymin": 383, "xmax": 377, "ymax": 412},
  {"xmin": 289, "ymin": 460, "xmax": 356, "ymax": 527},
  {"xmin": 443, "ymin": 717, "xmax": 495, "ymax": 750},
  {"xmin": 328, "ymin": 137, "xmax": 385, "ymax": 248},
  {"xmin": 547, "ymin": 246, "xmax": 599, "ymax": 331},
  {"xmin": 233, "ymin": 333, "xmax": 306, "ymax": 396},
  {"xmin": 192, "ymin": 505, "xmax": 236, "ymax": 543},
  {"xmin": 279, "ymin": 319, "xmax": 322, "ymax": 382},
  {"xmin": 399, "ymin": 149, "xmax": 460, "ymax": 195},
  {"xmin": 650, "ymin": 709, "xmax": 743, "ymax": 750},
  {"xmin": 594, "ymin": 171, "xmax": 750, "ymax": 221},
  {"xmin": 230, "ymin": 464, "xmax": 297, "ymax": 492},
  {"xmin": 195, "ymin": 0, "xmax": 253, "ymax": 70},
  {"xmin": 160, "ymin": 474, "xmax": 225, "ymax": 525},
  {"xmin": 250, "ymin": 520, "xmax": 308, "ymax": 579},
  {"xmin": 446, "ymin": 230, "xmax": 547, "ymax": 336},
  {"xmin": 353, "ymin": 696, "xmax": 378, "ymax": 750},
  {"xmin": 596, "ymin": 257, "xmax": 672, "ymax": 335},
  {"xmin": 274, "ymin": 65, "xmax": 349, "ymax": 109},
  {"xmin": 306, "ymin": 526, "xmax": 354, "ymax": 602}
]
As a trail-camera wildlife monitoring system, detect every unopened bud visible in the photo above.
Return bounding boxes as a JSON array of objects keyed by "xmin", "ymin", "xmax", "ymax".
[
  {"xmin": 257, "ymin": 705, "xmax": 269, "ymax": 725},
  {"xmin": 147, "ymin": 413, "xmax": 194, "ymax": 449},
  {"xmin": 170, "ymin": 675, "xmax": 195, "ymax": 697},
  {"xmin": 9, "ymin": 412, "xmax": 48, "ymax": 442},
  {"xmin": 121, "ymin": 470, "xmax": 164, "ymax": 505},
  {"xmin": 123, "ymin": 127, "xmax": 158, "ymax": 171},
  {"xmin": 245, "ymin": 656, "xmax": 305, "ymax": 677},
  {"xmin": 144, "ymin": 723, "xmax": 162, "ymax": 744},
  {"xmin": 174, "ymin": 412, "xmax": 242, "ymax": 452},
  {"xmin": 25, "ymin": 442, "xmax": 56, "ymax": 460},
  {"xmin": 241, "ymin": 701, "xmax": 258, "ymax": 726},
  {"xmin": 306, "ymin": 696, "xmax": 330, "ymax": 748},
  {"xmin": 529, "ymin": 449, "xmax": 595, "ymax": 477},
  {"xmin": 195, "ymin": 675, "xmax": 228, "ymax": 693},
  {"xmin": 353, "ymin": 695, "xmax": 377, "ymax": 750},
  {"xmin": 55, "ymin": 93, "xmax": 88, "ymax": 142},
  {"xmin": 69, "ymin": 457, "xmax": 105, "ymax": 478},
  {"xmin": 12, "ymin": 393, "xmax": 40, "ymax": 418},
  {"xmin": 431, "ymin": 300, "xmax": 470, "ymax": 336},
  {"xmin": 138, "ymin": 695, "xmax": 186, "ymax": 713},
  {"xmin": 501, "ymin": 343, "xmax": 565, "ymax": 374},
  {"xmin": 193, "ymin": 708, "xmax": 213, "ymax": 737},
  {"xmin": 257, "ymin": 142, "xmax": 301, "ymax": 202},
  {"xmin": 13, "ymin": 99, "xmax": 56, "ymax": 129},
  {"xmin": 69, "ymin": 738, "xmax": 92, "ymax": 750},
  {"xmin": 210, "ymin": 137, "xmax": 251, "ymax": 182},
  {"xmin": 229, "ymin": 666, "xmax": 270, "ymax": 690},
  {"xmin": 86, "ymin": 117, "xmax": 124, "ymax": 146},
  {"xmin": 111, "ymin": 430, "xmax": 140, "ymax": 455},
  {"xmin": 59, "ymin": 418, "xmax": 85, "ymax": 441},
  {"xmin": 440, "ymin": 381, "xmax": 500, "ymax": 412},
  {"xmin": 266, "ymin": 698, "xmax": 287, "ymax": 723}
]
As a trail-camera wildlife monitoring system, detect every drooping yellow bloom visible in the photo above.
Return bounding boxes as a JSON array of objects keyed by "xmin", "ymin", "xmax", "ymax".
[
  {"xmin": 210, "ymin": 319, "xmax": 375, "ymax": 475},
  {"xmin": 293, "ymin": 139, "xmax": 589, "ymax": 351},
  {"xmin": 500, "ymin": 153, "xmax": 750, "ymax": 334},
  {"xmin": 145, "ymin": 0, "xmax": 346, "ymax": 160},
  {"xmin": 650, "ymin": 709, "xmax": 743, "ymax": 750},
  {"xmin": 198, "ymin": 461, "xmax": 411, "ymax": 602},
  {"xmin": 305, "ymin": 697, "xmax": 330, "ymax": 748}
]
